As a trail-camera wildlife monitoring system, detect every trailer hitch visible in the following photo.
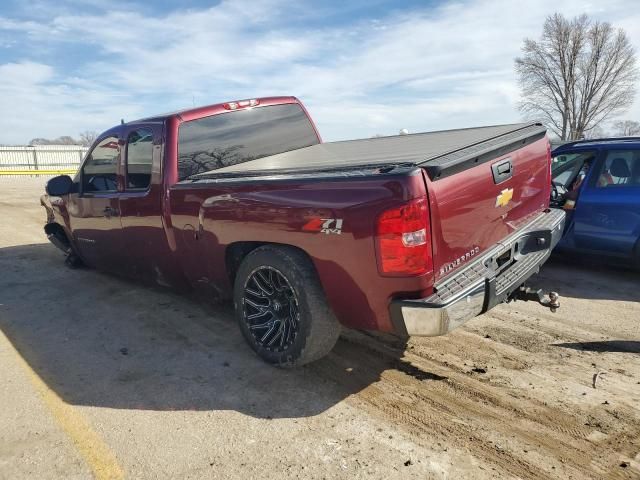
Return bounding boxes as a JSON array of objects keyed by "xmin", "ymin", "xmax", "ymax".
[{"xmin": 510, "ymin": 286, "xmax": 560, "ymax": 313}]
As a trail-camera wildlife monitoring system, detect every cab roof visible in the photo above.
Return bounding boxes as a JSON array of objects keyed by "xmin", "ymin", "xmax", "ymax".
[
  {"xmin": 125, "ymin": 96, "xmax": 300, "ymax": 125},
  {"xmin": 553, "ymin": 137, "xmax": 640, "ymax": 154}
]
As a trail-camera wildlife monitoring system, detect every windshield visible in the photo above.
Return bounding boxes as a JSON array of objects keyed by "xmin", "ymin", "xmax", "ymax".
[{"xmin": 177, "ymin": 103, "xmax": 319, "ymax": 181}]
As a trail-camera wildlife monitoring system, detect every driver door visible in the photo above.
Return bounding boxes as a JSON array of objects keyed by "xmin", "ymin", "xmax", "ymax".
[
  {"xmin": 572, "ymin": 148, "xmax": 640, "ymax": 256},
  {"xmin": 67, "ymin": 134, "xmax": 125, "ymax": 272},
  {"xmin": 550, "ymin": 149, "xmax": 598, "ymax": 244}
]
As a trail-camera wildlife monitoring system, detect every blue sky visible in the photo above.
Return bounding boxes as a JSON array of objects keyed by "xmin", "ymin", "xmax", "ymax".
[{"xmin": 1, "ymin": 0, "xmax": 639, "ymax": 144}]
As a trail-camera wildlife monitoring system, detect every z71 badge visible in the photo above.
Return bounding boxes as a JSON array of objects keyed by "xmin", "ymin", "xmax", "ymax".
[{"xmin": 302, "ymin": 218, "xmax": 343, "ymax": 235}]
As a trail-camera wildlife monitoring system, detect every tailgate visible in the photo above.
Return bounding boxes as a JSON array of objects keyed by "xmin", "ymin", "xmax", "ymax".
[{"xmin": 423, "ymin": 132, "xmax": 551, "ymax": 281}]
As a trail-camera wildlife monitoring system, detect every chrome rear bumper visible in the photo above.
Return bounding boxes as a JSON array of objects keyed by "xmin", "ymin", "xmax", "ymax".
[{"xmin": 389, "ymin": 208, "xmax": 565, "ymax": 336}]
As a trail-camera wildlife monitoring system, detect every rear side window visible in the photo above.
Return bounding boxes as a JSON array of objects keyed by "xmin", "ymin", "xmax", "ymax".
[
  {"xmin": 82, "ymin": 136, "xmax": 120, "ymax": 193},
  {"xmin": 177, "ymin": 103, "xmax": 319, "ymax": 180},
  {"xmin": 126, "ymin": 129, "xmax": 153, "ymax": 190},
  {"xmin": 596, "ymin": 150, "xmax": 640, "ymax": 188}
]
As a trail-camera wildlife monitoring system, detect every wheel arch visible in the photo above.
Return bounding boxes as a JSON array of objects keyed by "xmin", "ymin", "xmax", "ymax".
[
  {"xmin": 44, "ymin": 222, "xmax": 72, "ymax": 251},
  {"xmin": 225, "ymin": 241, "xmax": 316, "ymax": 286}
]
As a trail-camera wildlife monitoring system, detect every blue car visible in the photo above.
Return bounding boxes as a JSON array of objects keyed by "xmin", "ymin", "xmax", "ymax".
[{"xmin": 551, "ymin": 138, "xmax": 640, "ymax": 267}]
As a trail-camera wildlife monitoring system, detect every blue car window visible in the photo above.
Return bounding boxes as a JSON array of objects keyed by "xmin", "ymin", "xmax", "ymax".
[
  {"xmin": 552, "ymin": 151, "xmax": 596, "ymax": 188},
  {"xmin": 596, "ymin": 150, "xmax": 640, "ymax": 188}
]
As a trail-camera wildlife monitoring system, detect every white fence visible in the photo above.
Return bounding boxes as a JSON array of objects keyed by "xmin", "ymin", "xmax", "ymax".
[{"xmin": 0, "ymin": 145, "xmax": 87, "ymax": 178}]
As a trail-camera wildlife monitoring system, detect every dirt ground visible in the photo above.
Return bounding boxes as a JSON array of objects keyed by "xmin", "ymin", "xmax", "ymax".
[{"xmin": 1, "ymin": 178, "xmax": 639, "ymax": 480}]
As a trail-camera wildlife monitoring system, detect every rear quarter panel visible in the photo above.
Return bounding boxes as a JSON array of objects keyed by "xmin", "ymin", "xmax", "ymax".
[{"xmin": 169, "ymin": 169, "xmax": 433, "ymax": 332}]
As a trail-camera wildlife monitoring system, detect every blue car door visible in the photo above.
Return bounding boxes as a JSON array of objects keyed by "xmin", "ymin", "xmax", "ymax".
[{"xmin": 572, "ymin": 147, "xmax": 640, "ymax": 257}]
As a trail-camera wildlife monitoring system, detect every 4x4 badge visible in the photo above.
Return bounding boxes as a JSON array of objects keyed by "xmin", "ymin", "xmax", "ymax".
[{"xmin": 302, "ymin": 218, "xmax": 343, "ymax": 235}]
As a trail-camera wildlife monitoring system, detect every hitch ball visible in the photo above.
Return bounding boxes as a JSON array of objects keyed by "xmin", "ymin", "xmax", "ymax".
[{"xmin": 547, "ymin": 291, "xmax": 560, "ymax": 312}]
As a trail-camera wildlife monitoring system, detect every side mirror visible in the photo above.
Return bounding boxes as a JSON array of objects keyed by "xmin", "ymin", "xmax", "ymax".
[{"xmin": 46, "ymin": 175, "xmax": 73, "ymax": 196}]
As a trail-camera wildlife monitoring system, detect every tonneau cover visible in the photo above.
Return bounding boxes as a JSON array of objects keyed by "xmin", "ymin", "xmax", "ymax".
[{"xmin": 194, "ymin": 122, "xmax": 546, "ymax": 181}]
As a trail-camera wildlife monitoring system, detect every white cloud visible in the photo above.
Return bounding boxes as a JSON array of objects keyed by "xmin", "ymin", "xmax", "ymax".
[
  {"xmin": 0, "ymin": 61, "xmax": 53, "ymax": 84},
  {"xmin": 0, "ymin": 62, "xmax": 142, "ymax": 144},
  {"xmin": 0, "ymin": 0, "xmax": 639, "ymax": 143}
]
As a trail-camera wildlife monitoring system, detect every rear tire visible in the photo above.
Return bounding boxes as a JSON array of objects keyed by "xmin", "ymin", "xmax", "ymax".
[{"xmin": 233, "ymin": 245, "xmax": 340, "ymax": 367}]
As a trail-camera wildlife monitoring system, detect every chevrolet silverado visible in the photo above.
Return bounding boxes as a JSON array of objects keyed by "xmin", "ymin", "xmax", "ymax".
[{"xmin": 41, "ymin": 96, "xmax": 565, "ymax": 366}]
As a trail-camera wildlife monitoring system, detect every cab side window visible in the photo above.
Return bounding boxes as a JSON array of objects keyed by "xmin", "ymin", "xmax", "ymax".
[
  {"xmin": 82, "ymin": 136, "xmax": 120, "ymax": 193},
  {"xmin": 126, "ymin": 129, "xmax": 153, "ymax": 190},
  {"xmin": 596, "ymin": 150, "xmax": 640, "ymax": 188}
]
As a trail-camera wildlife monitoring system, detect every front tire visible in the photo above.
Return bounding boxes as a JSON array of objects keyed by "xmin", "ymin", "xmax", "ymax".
[
  {"xmin": 233, "ymin": 245, "xmax": 340, "ymax": 367},
  {"xmin": 65, "ymin": 251, "xmax": 83, "ymax": 268}
]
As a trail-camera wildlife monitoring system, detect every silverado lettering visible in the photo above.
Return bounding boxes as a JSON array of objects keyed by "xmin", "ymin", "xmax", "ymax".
[{"xmin": 440, "ymin": 247, "xmax": 481, "ymax": 276}]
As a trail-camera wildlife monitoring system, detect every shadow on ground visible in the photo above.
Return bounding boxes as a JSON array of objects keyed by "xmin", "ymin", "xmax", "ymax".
[
  {"xmin": 0, "ymin": 243, "xmax": 444, "ymax": 419},
  {"xmin": 553, "ymin": 341, "xmax": 640, "ymax": 354},
  {"xmin": 527, "ymin": 256, "xmax": 640, "ymax": 303}
]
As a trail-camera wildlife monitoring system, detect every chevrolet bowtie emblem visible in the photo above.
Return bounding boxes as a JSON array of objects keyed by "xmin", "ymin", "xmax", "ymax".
[{"xmin": 495, "ymin": 188, "xmax": 514, "ymax": 208}]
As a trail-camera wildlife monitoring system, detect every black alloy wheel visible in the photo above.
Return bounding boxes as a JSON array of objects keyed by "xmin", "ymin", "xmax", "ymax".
[
  {"xmin": 233, "ymin": 245, "xmax": 341, "ymax": 367},
  {"xmin": 242, "ymin": 266, "xmax": 300, "ymax": 352}
]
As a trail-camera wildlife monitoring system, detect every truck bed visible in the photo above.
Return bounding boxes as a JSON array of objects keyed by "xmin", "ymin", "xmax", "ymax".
[{"xmin": 193, "ymin": 122, "xmax": 546, "ymax": 181}]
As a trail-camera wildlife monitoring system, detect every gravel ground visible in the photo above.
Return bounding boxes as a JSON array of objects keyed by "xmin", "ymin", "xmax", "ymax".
[{"xmin": 1, "ymin": 178, "xmax": 639, "ymax": 479}]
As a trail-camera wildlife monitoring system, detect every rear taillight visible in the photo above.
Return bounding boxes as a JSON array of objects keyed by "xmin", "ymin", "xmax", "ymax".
[{"xmin": 375, "ymin": 197, "xmax": 432, "ymax": 276}]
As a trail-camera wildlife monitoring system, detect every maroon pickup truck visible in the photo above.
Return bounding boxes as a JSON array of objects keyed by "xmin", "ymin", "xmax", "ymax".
[{"xmin": 41, "ymin": 96, "xmax": 564, "ymax": 366}]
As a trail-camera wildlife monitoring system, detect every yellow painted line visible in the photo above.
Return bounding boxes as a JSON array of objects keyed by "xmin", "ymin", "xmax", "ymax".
[
  {"xmin": 0, "ymin": 169, "xmax": 77, "ymax": 175},
  {"xmin": 1, "ymin": 331, "xmax": 124, "ymax": 480}
]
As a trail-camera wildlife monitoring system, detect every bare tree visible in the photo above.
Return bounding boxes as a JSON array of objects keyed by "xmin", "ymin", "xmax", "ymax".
[
  {"xmin": 583, "ymin": 124, "xmax": 608, "ymax": 139},
  {"xmin": 612, "ymin": 120, "xmax": 640, "ymax": 136},
  {"xmin": 515, "ymin": 13, "xmax": 638, "ymax": 140},
  {"xmin": 177, "ymin": 145, "xmax": 245, "ymax": 179},
  {"xmin": 56, "ymin": 136, "xmax": 78, "ymax": 145},
  {"xmin": 79, "ymin": 130, "xmax": 98, "ymax": 147},
  {"xmin": 28, "ymin": 135, "xmax": 84, "ymax": 146},
  {"xmin": 29, "ymin": 138, "xmax": 52, "ymax": 146}
]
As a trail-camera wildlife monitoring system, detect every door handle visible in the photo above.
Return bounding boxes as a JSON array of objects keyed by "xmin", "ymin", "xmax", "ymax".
[
  {"xmin": 492, "ymin": 158, "xmax": 513, "ymax": 184},
  {"xmin": 103, "ymin": 206, "xmax": 119, "ymax": 218},
  {"xmin": 497, "ymin": 163, "xmax": 511, "ymax": 174}
]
